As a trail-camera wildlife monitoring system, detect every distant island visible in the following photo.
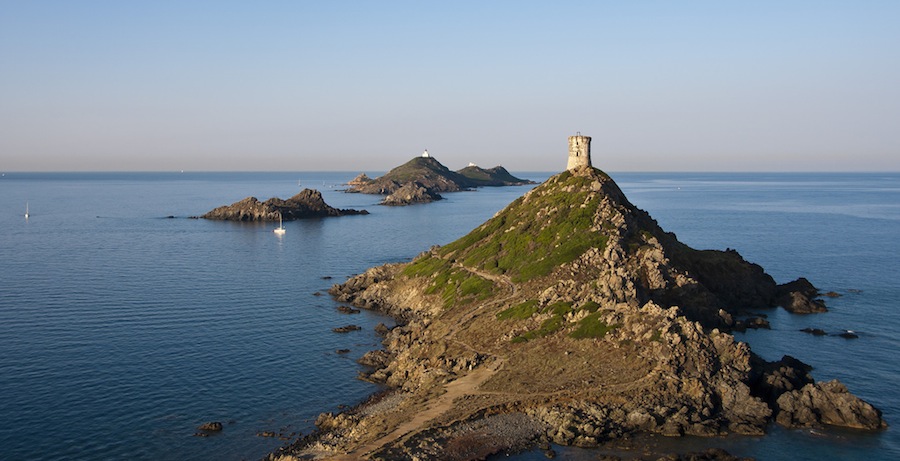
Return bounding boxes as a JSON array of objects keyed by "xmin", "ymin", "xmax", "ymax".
[
  {"xmin": 268, "ymin": 136, "xmax": 885, "ymax": 461},
  {"xmin": 346, "ymin": 151, "xmax": 535, "ymax": 206},
  {"xmin": 200, "ymin": 189, "xmax": 367, "ymax": 221}
]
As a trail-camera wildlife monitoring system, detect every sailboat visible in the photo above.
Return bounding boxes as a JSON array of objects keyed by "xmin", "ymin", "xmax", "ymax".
[
  {"xmin": 273, "ymin": 212, "xmax": 286, "ymax": 235},
  {"xmin": 24, "ymin": 201, "xmax": 29, "ymax": 219}
]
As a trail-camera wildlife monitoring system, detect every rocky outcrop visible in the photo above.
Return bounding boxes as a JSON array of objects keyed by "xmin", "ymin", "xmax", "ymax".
[
  {"xmin": 776, "ymin": 277, "xmax": 827, "ymax": 313},
  {"xmin": 270, "ymin": 166, "xmax": 884, "ymax": 461},
  {"xmin": 775, "ymin": 380, "xmax": 887, "ymax": 430},
  {"xmin": 347, "ymin": 173, "xmax": 373, "ymax": 186},
  {"xmin": 347, "ymin": 157, "xmax": 470, "ymax": 195},
  {"xmin": 381, "ymin": 182, "xmax": 443, "ymax": 206},
  {"xmin": 748, "ymin": 355, "xmax": 814, "ymax": 406},
  {"xmin": 345, "ymin": 156, "xmax": 534, "ymax": 206},
  {"xmin": 200, "ymin": 189, "xmax": 367, "ymax": 221}
]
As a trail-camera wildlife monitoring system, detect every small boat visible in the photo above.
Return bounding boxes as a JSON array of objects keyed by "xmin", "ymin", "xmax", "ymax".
[
  {"xmin": 24, "ymin": 201, "xmax": 29, "ymax": 219},
  {"xmin": 273, "ymin": 213, "xmax": 286, "ymax": 235}
]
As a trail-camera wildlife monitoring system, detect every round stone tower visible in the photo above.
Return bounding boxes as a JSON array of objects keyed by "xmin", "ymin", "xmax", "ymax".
[{"xmin": 567, "ymin": 133, "xmax": 592, "ymax": 170}]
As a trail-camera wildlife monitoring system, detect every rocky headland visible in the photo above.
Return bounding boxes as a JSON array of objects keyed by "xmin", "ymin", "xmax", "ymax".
[
  {"xmin": 346, "ymin": 156, "xmax": 534, "ymax": 206},
  {"xmin": 268, "ymin": 166, "xmax": 885, "ymax": 461},
  {"xmin": 201, "ymin": 189, "xmax": 367, "ymax": 221}
]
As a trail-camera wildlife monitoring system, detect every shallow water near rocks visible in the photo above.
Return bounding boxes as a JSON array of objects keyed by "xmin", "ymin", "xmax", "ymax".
[{"xmin": 1, "ymin": 171, "xmax": 897, "ymax": 460}]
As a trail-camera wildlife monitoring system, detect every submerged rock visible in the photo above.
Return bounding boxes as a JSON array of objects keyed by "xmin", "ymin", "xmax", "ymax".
[{"xmin": 800, "ymin": 327, "xmax": 828, "ymax": 336}]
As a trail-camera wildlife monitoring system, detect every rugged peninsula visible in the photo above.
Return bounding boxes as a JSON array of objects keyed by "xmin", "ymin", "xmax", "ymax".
[
  {"xmin": 346, "ymin": 154, "xmax": 534, "ymax": 205},
  {"xmin": 201, "ymin": 189, "xmax": 367, "ymax": 221},
  {"xmin": 268, "ymin": 139, "xmax": 885, "ymax": 460}
]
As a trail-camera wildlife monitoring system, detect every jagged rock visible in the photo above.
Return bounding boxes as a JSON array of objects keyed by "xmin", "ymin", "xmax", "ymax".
[
  {"xmin": 776, "ymin": 277, "xmax": 827, "ymax": 313},
  {"xmin": 374, "ymin": 323, "xmax": 392, "ymax": 336},
  {"xmin": 332, "ymin": 325, "xmax": 361, "ymax": 333},
  {"xmin": 197, "ymin": 421, "xmax": 223, "ymax": 432},
  {"xmin": 734, "ymin": 316, "xmax": 770, "ymax": 331},
  {"xmin": 838, "ymin": 331, "xmax": 859, "ymax": 339},
  {"xmin": 775, "ymin": 380, "xmax": 887, "ymax": 430},
  {"xmin": 336, "ymin": 306, "xmax": 360, "ymax": 314},
  {"xmin": 358, "ymin": 349, "xmax": 393, "ymax": 369},
  {"xmin": 749, "ymin": 355, "xmax": 814, "ymax": 405},
  {"xmin": 200, "ymin": 188, "xmax": 368, "ymax": 221},
  {"xmin": 800, "ymin": 328, "xmax": 827, "ymax": 336},
  {"xmin": 347, "ymin": 173, "xmax": 373, "ymax": 185},
  {"xmin": 381, "ymin": 182, "xmax": 443, "ymax": 206}
]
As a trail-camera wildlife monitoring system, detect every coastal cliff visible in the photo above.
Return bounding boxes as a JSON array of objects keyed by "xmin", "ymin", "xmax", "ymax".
[
  {"xmin": 270, "ymin": 167, "xmax": 884, "ymax": 461},
  {"xmin": 201, "ymin": 189, "xmax": 368, "ymax": 221}
]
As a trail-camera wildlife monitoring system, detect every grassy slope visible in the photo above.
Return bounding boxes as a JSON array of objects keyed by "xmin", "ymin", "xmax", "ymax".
[{"xmin": 439, "ymin": 169, "xmax": 608, "ymax": 282}]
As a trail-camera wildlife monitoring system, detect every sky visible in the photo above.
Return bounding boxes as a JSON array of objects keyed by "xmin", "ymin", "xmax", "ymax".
[{"xmin": 1, "ymin": 1, "xmax": 898, "ymax": 172}]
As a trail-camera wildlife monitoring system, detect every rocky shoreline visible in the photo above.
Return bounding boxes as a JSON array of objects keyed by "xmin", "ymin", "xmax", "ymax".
[{"xmin": 266, "ymin": 167, "xmax": 885, "ymax": 461}]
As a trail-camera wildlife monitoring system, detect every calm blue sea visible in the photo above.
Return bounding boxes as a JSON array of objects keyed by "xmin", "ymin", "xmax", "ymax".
[{"xmin": 1, "ymin": 171, "xmax": 897, "ymax": 460}]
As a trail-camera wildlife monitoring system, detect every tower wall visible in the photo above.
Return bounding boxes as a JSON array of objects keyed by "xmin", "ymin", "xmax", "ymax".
[{"xmin": 567, "ymin": 135, "xmax": 592, "ymax": 170}]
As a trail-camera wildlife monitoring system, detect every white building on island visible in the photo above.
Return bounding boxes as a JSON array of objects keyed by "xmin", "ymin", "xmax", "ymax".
[{"xmin": 422, "ymin": 149, "xmax": 430, "ymax": 158}]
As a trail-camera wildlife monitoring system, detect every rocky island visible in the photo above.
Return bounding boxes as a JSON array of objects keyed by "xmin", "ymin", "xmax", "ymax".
[
  {"xmin": 201, "ymin": 188, "xmax": 367, "ymax": 221},
  {"xmin": 346, "ymin": 152, "xmax": 534, "ymax": 206},
  {"xmin": 269, "ymin": 136, "xmax": 885, "ymax": 461}
]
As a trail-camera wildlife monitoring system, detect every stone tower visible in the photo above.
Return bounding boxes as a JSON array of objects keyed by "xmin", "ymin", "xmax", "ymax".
[{"xmin": 567, "ymin": 133, "xmax": 592, "ymax": 170}]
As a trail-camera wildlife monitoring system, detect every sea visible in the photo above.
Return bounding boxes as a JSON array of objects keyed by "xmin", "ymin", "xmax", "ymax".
[{"xmin": 1, "ymin": 171, "xmax": 897, "ymax": 461}]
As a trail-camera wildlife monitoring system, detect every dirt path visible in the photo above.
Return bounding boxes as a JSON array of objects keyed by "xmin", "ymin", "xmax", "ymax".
[
  {"xmin": 328, "ymin": 265, "xmax": 516, "ymax": 460},
  {"xmin": 336, "ymin": 356, "xmax": 504, "ymax": 459}
]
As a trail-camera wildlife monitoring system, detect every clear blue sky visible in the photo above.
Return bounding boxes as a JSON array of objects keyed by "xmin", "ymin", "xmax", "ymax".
[{"xmin": 2, "ymin": 1, "xmax": 898, "ymax": 172}]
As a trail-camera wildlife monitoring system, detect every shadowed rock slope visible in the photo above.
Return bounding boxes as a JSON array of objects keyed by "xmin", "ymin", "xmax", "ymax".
[
  {"xmin": 201, "ymin": 189, "xmax": 368, "ymax": 221},
  {"xmin": 270, "ymin": 167, "xmax": 884, "ymax": 461}
]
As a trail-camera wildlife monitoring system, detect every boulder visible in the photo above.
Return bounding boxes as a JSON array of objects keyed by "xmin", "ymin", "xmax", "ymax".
[
  {"xmin": 749, "ymin": 355, "xmax": 814, "ymax": 405},
  {"xmin": 776, "ymin": 278, "xmax": 827, "ymax": 313},
  {"xmin": 775, "ymin": 380, "xmax": 887, "ymax": 430},
  {"xmin": 197, "ymin": 421, "xmax": 223, "ymax": 432}
]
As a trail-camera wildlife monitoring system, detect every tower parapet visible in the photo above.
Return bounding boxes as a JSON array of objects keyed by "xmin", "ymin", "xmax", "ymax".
[{"xmin": 567, "ymin": 134, "xmax": 592, "ymax": 170}]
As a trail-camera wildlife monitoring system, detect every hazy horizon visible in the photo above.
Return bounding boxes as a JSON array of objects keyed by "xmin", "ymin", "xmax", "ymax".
[{"xmin": 2, "ymin": 2, "xmax": 898, "ymax": 173}]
